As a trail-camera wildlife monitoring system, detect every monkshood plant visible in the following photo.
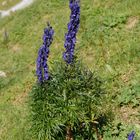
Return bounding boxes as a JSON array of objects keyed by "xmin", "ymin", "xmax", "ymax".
[
  {"xmin": 29, "ymin": 0, "xmax": 111, "ymax": 140},
  {"xmin": 30, "ymin": 59, "xmax": 108, "ymax": 140},
  {"xmin": 52, "ymin": 60, "xmax": 109, "ymax": 140}
]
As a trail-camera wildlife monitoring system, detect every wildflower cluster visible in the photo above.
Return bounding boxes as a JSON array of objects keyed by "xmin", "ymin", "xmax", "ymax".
[
  {"xmin": 63, "ymin": 0, "xmax": 80, "ymax": 64},
  {"xmin": 36, "ymin": 24, "xmax": 54, "ymax": 83}
]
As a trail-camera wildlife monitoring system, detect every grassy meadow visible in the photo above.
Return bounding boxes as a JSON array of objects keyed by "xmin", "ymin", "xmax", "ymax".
[
  {"xmin": 0, "ymin": 0, "xmax": 140, "ymax": 139},
  {"xmin": 0, "ymin": 0, "xmax": 21, "ymax": 10}
]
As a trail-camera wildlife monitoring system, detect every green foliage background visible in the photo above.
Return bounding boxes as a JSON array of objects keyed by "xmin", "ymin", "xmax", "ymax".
[{"xmin": 0, "ymin": 0, "xmax": 140, "ymax": 139}]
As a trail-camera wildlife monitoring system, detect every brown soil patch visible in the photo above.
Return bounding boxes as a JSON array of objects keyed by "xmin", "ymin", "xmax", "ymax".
[
  {"xmin": 120, "ymin": 68, "xmax": 135, "ymax": 84},
  {"xmin": 13, "ymin": 91, "xmax": 28, "ymax": 106},
  {"xmin": 119, "ymin": 106, "xmax": 140, "ymax": 125},
  {"xmin": 11, "ymin": 44, "xmax": 21, "ymax": 53},
  {"xmin": 126, "ymin": 16, "xmax": 139, "ymax": 29},
  {"xmin": 12, "ymin": 81, "xmax": 32, "ymax": 106}
]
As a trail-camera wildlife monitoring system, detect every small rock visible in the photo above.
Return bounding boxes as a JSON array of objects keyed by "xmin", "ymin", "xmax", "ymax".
[{"xmin": 0, "ymin": 71, "xmax": 6, "ymax": 78}]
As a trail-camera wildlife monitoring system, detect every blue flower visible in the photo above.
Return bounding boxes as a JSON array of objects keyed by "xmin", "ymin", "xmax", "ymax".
[
  {"xmin": 128, "ymin": 131, "xmax": 135, "ymax": 140},
  {"xmin": 63, "ymin": 0, "xmax": 80, "ymax": 64},
  {"xmin": 36, "ymin": 24, "xmax": 54, "ymax": 83}
]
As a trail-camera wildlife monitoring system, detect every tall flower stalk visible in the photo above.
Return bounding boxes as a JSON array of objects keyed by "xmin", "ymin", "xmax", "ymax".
[
  {"xmin": 36, "ymin": 23, "xmax": 54, "ymax": 83},
  {"xmin": 63, "ymin": 0, "xmax": 80, "ymax": 64}
]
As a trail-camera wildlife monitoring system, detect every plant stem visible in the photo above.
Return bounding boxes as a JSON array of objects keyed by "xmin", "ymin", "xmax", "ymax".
[
  {"xmin": 66, "ymin": 125, "xmax": 73, "ymax": 140},
  {"xmin": 95, "ymin": 127, "xmax": 103, "ymax": 140}
]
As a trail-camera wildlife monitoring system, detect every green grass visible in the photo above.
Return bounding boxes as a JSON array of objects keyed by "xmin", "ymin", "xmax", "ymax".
[
  {"xmin": 0, "ymin": 0, "xmax": 21, "ymax": 10},
  {"xmin": 0, "ymin": 0, "xmax": 140, "ymax": 139}
]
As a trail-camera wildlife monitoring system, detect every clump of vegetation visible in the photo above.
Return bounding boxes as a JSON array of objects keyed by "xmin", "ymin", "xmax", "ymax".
[
  {"xmin": 30, "ymin": 59, "xmax": 111, "ymax": 140},
  {"xmin": 29, "ymin": 0, "xmax": 111, "ymax": 139}
]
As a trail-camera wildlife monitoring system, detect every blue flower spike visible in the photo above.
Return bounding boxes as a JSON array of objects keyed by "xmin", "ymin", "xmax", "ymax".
[
  {"xmin": 36, "ymin": 23, "xmax": 54, "ymax": 83},
  {"xmin": 128, "ymin": 131, "xmax": 135, "ymax": 140},
  {"xmin": 63, "ymin": 0, "xmax": 80, "ymax": 64}
]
